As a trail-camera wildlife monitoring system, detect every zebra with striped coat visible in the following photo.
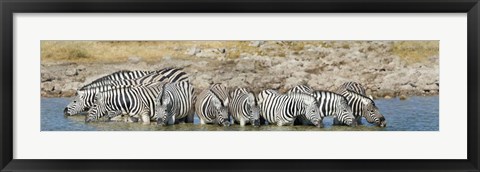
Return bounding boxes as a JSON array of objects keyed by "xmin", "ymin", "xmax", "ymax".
[
  {"xmin": 85, "ymin": 82, "xmax": 166, "ymax": 124},
  {"xmin": 64, "ymin": 68, "xmax": 188, "ymax": 116},
  {"xmin": 288, "ymin": 85, "xmax": 356, "ymax": 127},
  {"xmin": 80, "ymin": 67, "xmax": 189, "ymax": 91},
  {"xmin": 195, "ymin": 83, "xmax": 231, "ymax": 126},
  {"xmin": 334, "ymin": 81, "xmax": 367, "ymax": 96},
  {"xmin": 79, "ymin": 70, "xmax": 155, "ymax": 90},
  {"xmin": 154, "ymin": 81, "xmax": 195, "ymax": 126},
  {"xmin": 257, "ymin": 89, "xmax": 322, "ymax": 127},
  {"xmin": 338, "ymin": 89, "xmax": 387, "ymax": 127},
  {"xmin": 228, "ymin": 88, "xmax": 260, "ymax": 126}
]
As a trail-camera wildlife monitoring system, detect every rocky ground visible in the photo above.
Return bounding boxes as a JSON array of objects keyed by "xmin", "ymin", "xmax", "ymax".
[{"xmin": 41, "ymin": 41, "xmax": 439, "ymax": 99}]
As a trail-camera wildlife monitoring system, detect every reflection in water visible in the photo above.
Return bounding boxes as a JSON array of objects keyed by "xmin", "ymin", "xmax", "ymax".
[{"xmin": 42, "ymin": 96, "xmax": 438, "ymax": 131}]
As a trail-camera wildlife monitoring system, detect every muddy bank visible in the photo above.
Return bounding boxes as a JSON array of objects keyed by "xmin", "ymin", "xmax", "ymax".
[{"xmin": 41, "ymin": 41, "xmax": 439, "ymax": 99}]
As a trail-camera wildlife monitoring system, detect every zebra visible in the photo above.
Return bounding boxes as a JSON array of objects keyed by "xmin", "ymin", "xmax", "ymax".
[
  {"xmin": 228, "ymin": 88, "xmax": 260, "ymax": 126},
  {"xmin": 287, "ymin": 84, "xmax": 314, "ymax": 94},
  {"xmin": 195, "ymin": 83, "xmax": 231, "ymax": 126},
  {"xmin": 64, "ymin": 84, "xmax": 130, "ymax": 116},
  {"xmin": 79, "ymin": 70, "xmax": 155, "ymax": 90},
  {"xmin": 338, "ymin": 89, "xmax": 387, "ymax": 127},
  {"xmin": 287, "ymin": 85, "xmax": 356, "ymax": 127},
  {"xmin": 257, "ymin": 89, "xmax": 322, "ymax": 127},
  {"xmin": 64, "ymin": 69, "xmax": 189, "ymax": 116},
  {"xmin": 79, "ymin": 67, "xmax": 189, "ymax": 91},
  {"xmin": 85, "ymin": 82, "xmax": 166, "ymax": 124},
  {"xmin": 335, "ymin": 81, "xmax": 373, "ymax": 99},
  {"xmin": 154, "ymin": 81, "xmax": 195, "ymax": 126}
]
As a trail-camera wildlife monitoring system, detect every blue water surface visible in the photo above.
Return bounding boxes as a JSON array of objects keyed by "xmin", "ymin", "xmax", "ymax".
[{"xmin": 41, "ymin": 96, "xmax": 439, "ymax": 131}]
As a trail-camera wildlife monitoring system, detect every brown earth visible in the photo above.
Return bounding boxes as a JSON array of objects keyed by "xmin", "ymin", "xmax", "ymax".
[{"xmin": 41, "ymin": 41, "xmax": 439, "ymax": 99}]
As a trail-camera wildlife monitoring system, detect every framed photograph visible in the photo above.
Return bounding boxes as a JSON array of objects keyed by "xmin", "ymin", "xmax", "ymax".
[{"xmin": 1, "ymin": 0, "xmax": 479, "ymax": 171}]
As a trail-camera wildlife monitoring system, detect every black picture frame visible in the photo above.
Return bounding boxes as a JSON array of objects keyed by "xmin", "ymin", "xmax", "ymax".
[{"xmin": 1, "ymin": 0, "xmax": 479, "ymax": 171}]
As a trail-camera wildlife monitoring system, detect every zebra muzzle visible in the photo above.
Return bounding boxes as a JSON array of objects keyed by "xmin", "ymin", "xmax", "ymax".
[
  {"xmin": 252, "ymin": 119, "xmax": 260, "ymax": 127},
  {"xmin": 63, "ymin": 108, "xmax": 69, "ymax": 116}
]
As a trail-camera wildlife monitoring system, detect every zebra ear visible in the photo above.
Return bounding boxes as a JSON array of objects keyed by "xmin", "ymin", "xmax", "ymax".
[
  {"xmin": 368, "ymin": 95, "xmax": 374, "ymax": 100},
  {"xmin": 223, "ymin": 98, "xmax": 229, "ymax": 107}
]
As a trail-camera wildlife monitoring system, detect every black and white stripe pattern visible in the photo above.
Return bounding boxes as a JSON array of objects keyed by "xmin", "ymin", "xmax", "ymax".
[
  {"xmin": 288, "ymin": 85, "xmax": 356, "ymax": 127},
  {"xmin": 195, "ymin": 83, "xmax": 231, "ymax": 126},
  {"xmin": 64, "ymin": 68, "xmax": 189, "ymax": 116},
  {"xmin": 335, "ymin": 81, "xmax": 367, "ymax": 96},
  {"xmin": 85, "ymin": 82, "xmax": 165, "ymax": 124},
  {"xmin": 228, "ymin": 88, "xmax": 260, "ymax": 126},
  {"xmin": 311, "ymin": 90, "xmax": 356, "ymax": 126},
  {"xmin": 80, "ymin": 70, "xmax": 155, "ymax": 90},
  {"xmin": 64, "ymin": 84, "xmax": 131, "ymax": 116},
  {"xmin": 287, "ymin": 84, "xmax": 314, "ymax": 94},
  {"xmin": 258, "ymin": 90, "xmax": 322, "ymax": 127},
  {"xmin": 80, "ymin": 67, "xmax": 189, "ymax": 91},
  {"xmin": 154, "ymin": 81, "xmax": 195, "ymax": 126},
  {"xmin": 338, "ymin": 89, "xmax": 386, "ymax": 127}
]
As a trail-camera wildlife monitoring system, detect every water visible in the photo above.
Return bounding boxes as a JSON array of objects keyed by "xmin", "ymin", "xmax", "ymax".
[{"xmin": 41, "ymin": 96, "xmax": 439, "ymax": 131}]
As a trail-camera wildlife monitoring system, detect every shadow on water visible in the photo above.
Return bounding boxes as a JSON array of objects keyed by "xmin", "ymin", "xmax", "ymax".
[{"xmin": 41, "ymin": 96, "xmax": 439, "ymax": 131}]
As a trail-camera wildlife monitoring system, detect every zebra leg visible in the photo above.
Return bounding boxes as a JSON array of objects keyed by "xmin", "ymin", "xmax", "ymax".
[
  {"xmin": 239, "ymin": 119, "xmax": 246, "ymax": 126},
  {"xmin": 140, "ymin": 112, "xmax": 151, "ymax": 125},
  {"xmin": 167, "ymin": 115, "xmax": 175, "ymax": 125},
  {"xmin": 200, "ymin": 118, "xmax": 206, "ymax": 125}
]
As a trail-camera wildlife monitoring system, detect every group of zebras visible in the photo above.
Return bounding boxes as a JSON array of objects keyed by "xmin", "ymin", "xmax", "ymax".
[{"xmin": 64, "ymin": 67, "xmax": 387, "ymax": 128}]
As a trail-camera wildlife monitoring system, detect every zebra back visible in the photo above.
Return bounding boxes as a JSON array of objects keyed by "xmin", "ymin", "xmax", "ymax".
[
  {"xmin": 287, "ymin": 84, "xmax": 314, "ymax": 94},
  {"xmin": 80, "ymin": 70, "xmax": 154, "ymax": 90},
  {"xmin": 335, "ymin": 81, "xmax": 367, "ymax": 96},
  {"xmin": 79, "ymin": 67, "xmax": 189, "ymax": 90}
]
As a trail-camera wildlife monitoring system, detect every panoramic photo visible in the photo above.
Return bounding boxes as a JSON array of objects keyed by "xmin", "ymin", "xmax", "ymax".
[{"xmin": 41, "ymin": 40, "xmax": 439, "ymax": 131}]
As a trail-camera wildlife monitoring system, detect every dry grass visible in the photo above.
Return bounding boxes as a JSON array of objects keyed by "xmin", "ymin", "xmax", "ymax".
[
  {"xmin": 41, "ymin": 40, "xmax": 438, "ymax": 64},
  {"xmin": 391, "ymin": 41, "xmax": 439, "ymax": 64}
]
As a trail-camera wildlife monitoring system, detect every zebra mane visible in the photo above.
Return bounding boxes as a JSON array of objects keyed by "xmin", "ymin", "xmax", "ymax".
[
  {"xmin": 313, "ymin": 90, "xmax": 344, "ymax": 97},
  {"xmin": 79, "ymin": 70, "xmax": 133, "ymax": 90},
  {"xmin": 345, "ymin": 89, "xmax": 375, "ymax": 103}
]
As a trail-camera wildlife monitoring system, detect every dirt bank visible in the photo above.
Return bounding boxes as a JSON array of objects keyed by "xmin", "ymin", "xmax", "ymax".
[{"xmin": 41, "ymin": 41, "xmax": 439, "ymax": 99}]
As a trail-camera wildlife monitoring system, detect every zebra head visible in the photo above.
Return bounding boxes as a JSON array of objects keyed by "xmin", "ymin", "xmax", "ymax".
[
  {"xmin": 154, "ymin": 87, "xmax": 173, "ymax": 126},
  {"xmin": 361, "ymin": 98, "xmax": 387, "ymax": 127},
  {"xmin": 210, "ymin": 91, "xmax": 230, "ymax": 127},
  {"xmin": 246, "ymin": 93, "xmax": 260, "ymax": 127},
  {"xmin": 300, "ymin": 94, "xmax": 323, "ymax": 128},
  {"xmin": 337, "ymin": 98, "xmax": 357, "ymax": 127},
  {"xmin": 85, "ymin": 94, "xmax": 105, "ymax": 123},
  {"xmin": 64, "ymin": 90, "xmax": 91, "ymax": 116}
]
